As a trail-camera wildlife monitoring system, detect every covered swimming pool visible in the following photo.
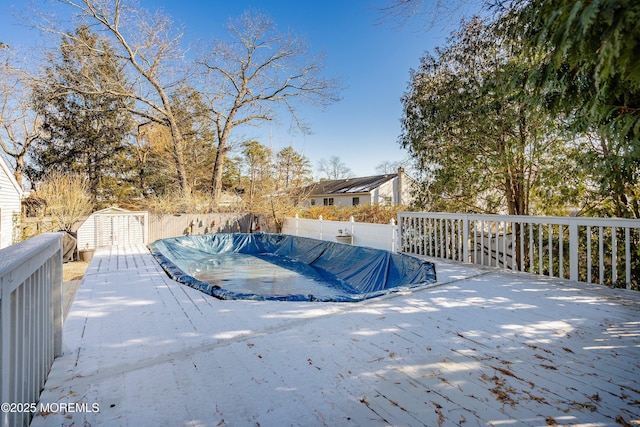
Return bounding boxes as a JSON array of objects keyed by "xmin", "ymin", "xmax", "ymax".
[{"xmin": 149, "ymin": 233, "xmax": 436, "ymax": 302}]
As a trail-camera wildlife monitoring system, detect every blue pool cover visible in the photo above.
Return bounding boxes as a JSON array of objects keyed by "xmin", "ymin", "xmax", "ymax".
[{"xmin": 149, "ymin": 233, "xmax": 436, "ymax": 302}]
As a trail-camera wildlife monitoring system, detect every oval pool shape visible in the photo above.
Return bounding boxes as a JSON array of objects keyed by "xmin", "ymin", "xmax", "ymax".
[{"xmin": 149, "ymin": 233, "xmax": 436, "ymax": 302}]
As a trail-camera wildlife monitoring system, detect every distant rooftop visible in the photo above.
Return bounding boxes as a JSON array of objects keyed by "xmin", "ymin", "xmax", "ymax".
[{"xmin": 303, "ymin": 173, "xmax": 398, "ymax": 196}]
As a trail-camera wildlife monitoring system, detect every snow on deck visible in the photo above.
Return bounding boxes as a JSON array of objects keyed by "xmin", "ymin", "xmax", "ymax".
[{"xmin": 32, "ymin": 244, "xmax": 640, "ymax": 426}]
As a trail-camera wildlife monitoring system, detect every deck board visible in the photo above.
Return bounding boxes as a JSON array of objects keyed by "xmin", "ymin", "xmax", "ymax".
[{"xmin": 31, "ymin": 244, "xmax": 640, "ymax": 426}]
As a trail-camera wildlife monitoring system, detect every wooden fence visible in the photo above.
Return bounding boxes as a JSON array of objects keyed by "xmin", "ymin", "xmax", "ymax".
[{"xmin": 148, "ymin": 213, "xmax": 253, "ymax": 243}]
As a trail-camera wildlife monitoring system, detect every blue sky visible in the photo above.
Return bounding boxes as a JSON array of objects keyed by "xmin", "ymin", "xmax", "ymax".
[{"xmin": 0, "ymin": 0, "xmax": 476, "ymax": 178}]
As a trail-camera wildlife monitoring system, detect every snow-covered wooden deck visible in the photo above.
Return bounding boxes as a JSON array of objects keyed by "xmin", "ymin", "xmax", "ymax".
[{"xmin": 32, "ymin": 244, "xmax": 640, "ymax": 426}]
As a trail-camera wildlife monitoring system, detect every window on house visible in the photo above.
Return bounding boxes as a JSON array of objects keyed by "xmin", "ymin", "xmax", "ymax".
[
  {"xmin": 384, "ymin": 196, "xmax": 392, "ymax": 205},
  {"xmin": 323, "ymin": 197, "xmax": 334, "ymax": 206},
  {"xmin": 310, "ymin": 199, "xmax": 316, "ymax": 206},
  {"xmin": 352, "ymin": 197, "xmax": 359, "ymax": 206}
]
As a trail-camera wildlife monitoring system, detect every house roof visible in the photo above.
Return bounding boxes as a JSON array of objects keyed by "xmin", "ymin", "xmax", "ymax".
[
  {"xmin": 0, "ymin": 155, "xmax": 24, "ymax": 197},
  {"xmin": 303, "ymin": 173, "xmax": 397, "ymax": 196}
]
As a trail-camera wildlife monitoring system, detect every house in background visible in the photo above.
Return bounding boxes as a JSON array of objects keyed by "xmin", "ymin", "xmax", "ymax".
[
  {"xmin": 302, "ymin": 167, "xmax": 415, "ymax": 207},
  {"xmin": 0, "ymin": 156, "xmax": 23, "ymax": 248}
]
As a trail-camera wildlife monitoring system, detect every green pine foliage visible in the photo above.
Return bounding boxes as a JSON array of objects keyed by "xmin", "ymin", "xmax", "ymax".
[
  {"xmin": 29, "ymin": 26, "xmax": 133, "ymax": 208},
  {"xmin": 505, "ymin": 0, "xmax": 640, "ymax": 217},
  {"xmin": 400, "ymin": 17, "xmax": 581, "ymax": 215}
]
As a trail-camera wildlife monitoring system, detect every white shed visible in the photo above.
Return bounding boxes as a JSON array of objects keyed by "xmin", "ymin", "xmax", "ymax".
[
  {"xmin": 77, "ymin": 207, "xmax": 149, "ymax": 250},
  {"xmin": 0, "ymin": 156, "xmax": 23, "ymax": 249}
]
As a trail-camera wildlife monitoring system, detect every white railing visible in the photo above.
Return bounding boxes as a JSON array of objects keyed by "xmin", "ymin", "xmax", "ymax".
[
  {"xmin": 0, "ymin": 233, "xmax": 64, "ymax": 427},
  {"xmin": 283, "ymin": 215, "xmax": 397, "ymax": 251},
  {"xmin": 398, "ymin": 212, "xmax": 640, "ymax": 289}
]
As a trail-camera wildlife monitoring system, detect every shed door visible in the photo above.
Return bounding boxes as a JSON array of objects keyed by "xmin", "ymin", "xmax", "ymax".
[{"xmin": 94, "ymin": 213, "xmax": 147, "ymax": 247}]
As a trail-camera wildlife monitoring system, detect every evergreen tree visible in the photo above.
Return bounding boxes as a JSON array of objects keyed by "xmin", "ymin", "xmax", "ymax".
[
  {"xmin": 30, "ymin": 26, "xmax": 133, "ymax": 206},
  {"xmin": 503, "ymin": 0, "xmax": 640, "ymax": 217},
  {"xmin": 275, "ymin": 146, "xmax": 313, "ymax": 190},
  {"xmin": 241, "ymin": 140, "xmax": 273, "ymax": 204},
  {"xmin": 400, "ymin": 17, "xmax": 580, "ymax": 215}
]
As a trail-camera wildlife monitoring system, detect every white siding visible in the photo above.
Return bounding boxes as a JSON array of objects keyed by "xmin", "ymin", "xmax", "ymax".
[
  {"xmin": 395, "ymin": 172, "xmax": 415, "ymax": 206},
  {"xmin": 372, "ymin": 180, "xmax": 395, "ymax": 205},
  {"xmin": 0, "ymin": 158, "xmax": 22, "ymax": 248},
  {"xmin": 77, "ymin": 214, "xmax": 96, "ymax": 250},
  {"xmin": 77, "ymin": 208, "xmax": 148, "ymax": 250},
  {"xmin": 309, "ymin": 194, "xmax": 372, "ymax": 207}
]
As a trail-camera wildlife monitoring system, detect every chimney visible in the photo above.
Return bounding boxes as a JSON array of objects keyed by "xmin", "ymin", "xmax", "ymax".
[{"xmin": 397, "ymin": 166, "xmax": 404, "ymax": 205}]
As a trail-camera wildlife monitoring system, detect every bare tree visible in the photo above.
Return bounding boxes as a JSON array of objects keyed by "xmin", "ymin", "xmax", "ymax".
[
  {"xmin": 0, "ymin": 48, "xmax": 40, "ymax": 186},
  {"xmin": 317, "ymin": 156, "xmax": 352, "ymax": 180},
  {"xmin": 375, "ymin": 160, "xmax": 405, "ymax": 174},
  {"xmin": 377, "ymin": 0, "xmax": 482, "ymax": 29},
  {"xmin": 199, "ymin": 11, "xmax": 341, "ymax": 204},
  {"xmin": 46, "ymin": 0, "xmax": 193, "ymax": 195}
]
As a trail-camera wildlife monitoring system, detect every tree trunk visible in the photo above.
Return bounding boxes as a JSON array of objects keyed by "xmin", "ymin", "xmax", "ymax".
[
  {"xmin": 14, "ymin": 156, "xmax": 24, "ymax": 188},
  {"xmin": 210, "ymin": 139, "xmax": 226, "ymax": 205},
  {"xmin": 167, "ymin": 117, "xmax": 190, "ymax": 196}
]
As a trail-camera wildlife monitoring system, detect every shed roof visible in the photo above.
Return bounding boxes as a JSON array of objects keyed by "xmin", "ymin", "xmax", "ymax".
[{"xmin": 92, "ymin": 206, "xmax": 136, "ymax": 214}]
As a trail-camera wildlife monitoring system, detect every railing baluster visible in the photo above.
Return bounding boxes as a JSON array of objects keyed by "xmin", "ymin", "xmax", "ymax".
[
  {"xmin": 481, "ymin": 220, "xmax": 484, "ymax": 265},
  {"xmin": 311, "ymin": 212, "xmax": 640, "ymax": 289},
  {"xmin": 559, "ymin": 224, "xmax": 564, "ymax": 279},
  {"xmin": 472, "ymin": 220, "xmax": 477, "ymax": 264},
  {"xmin": 503, "ymin": 220, "xmax": 508, "ymax": 270},
  {"xmin": 587, "ymin": 226, "xmax": 592, "ymax": 284},
  {"xmin": 548, "ymin": 224, "xmax": 553, "ymax": 278},
  {"xmin": 419, "ymin": 218, "xmax": 423, "ymax": 256},
  {"xmin": 538, "ymin": 224, "xmax": 543, "ymax": 275},
  {"xmin": 612, "ymin": 226, "xmax": 617, "ymax": 285},
  {"xmin": 625, "ymin": 227, "xmax": 631, "ymax": 289},
  {"xmin": 599, "ymin": 226, "xmax": 604, "ymax": 285},
  {"xmin": 444, "ymin": 219, "xmax": 449, "ymax": 260},
  {"xmin": 438, "ymin": 219, "xmax": 443, "ymax": 258},
  {"xmin": 528, "ymin": 222, "xmax": 533, "ymax": 273}
]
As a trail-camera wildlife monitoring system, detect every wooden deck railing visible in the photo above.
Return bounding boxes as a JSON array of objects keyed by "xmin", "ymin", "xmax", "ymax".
[
  {"xmin": 0, "ymin": 233, "xmax": 63, "ymax": 427},
  {"xmin": 398, "ymin": 212, "xmax": 639, "ymax": 289},
  {"xmin": 284, "ymin": 213, "xmax": 639, "ymax": 289}
]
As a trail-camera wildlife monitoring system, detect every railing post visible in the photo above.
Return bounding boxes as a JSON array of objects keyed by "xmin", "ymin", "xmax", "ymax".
[
  {"xmin": 1, "ymin": 272, "xmax": 10, "ymax": 427},
  {"xmin": 390, "ymin": 218, "xmax": 396, "ymax": 252},
  {"xmin": 397, "ymin": 213, "xmax": 404, "ymax": 252},
  {"xmin": 318, "ymin": 215, "xmax": 323, "ymax": 240},
  {"xmin": 53, "ymin": 241, "xmax": 64, "ymax": 357},
  {"xmin": 569, "ymin": 220, "xmax": 579, "ymax": 282},
  {"xmin": 294, "ymin": 213, "xmax": 299, "ymax": 236}
]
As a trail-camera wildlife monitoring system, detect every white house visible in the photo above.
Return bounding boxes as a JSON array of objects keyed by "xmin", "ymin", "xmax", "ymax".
[
  {"xmin": 302, "ymin": 167, "xmax": 415, "ymax": 207},
  {"xmin": 0, "ymin": 156, "xmax": 23, "ymax": 248}
]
